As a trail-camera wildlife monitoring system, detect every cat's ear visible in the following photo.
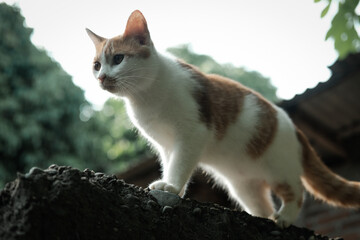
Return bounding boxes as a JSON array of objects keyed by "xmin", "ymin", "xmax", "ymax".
[
  {"xmin": 123, "ymin": 10, "xmax": 150, "ymax": 45},
  {"xmin": 86, "ymin": 28, "xmax": 106, "ymax": 46}
]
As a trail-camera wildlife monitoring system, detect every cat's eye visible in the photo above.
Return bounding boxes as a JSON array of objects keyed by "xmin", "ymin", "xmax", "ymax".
[
  {"xmin": 94, "ymin": 61, "xmax": 101, "ymax": 71},
  {"xmin": 113, "ymin": 54, "xmax": 124, "ymax": 65}
]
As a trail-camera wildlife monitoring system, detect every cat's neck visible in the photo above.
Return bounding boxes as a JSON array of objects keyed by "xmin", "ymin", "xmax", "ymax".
[{"xmin": 124, "ymin": 53, "xmax": 180, "ymax": 109}]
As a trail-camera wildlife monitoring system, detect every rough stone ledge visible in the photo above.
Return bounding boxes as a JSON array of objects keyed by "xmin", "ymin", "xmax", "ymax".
[{"xmin": 0, "ymin": 165, "xmax": 341, "ymax": 240}]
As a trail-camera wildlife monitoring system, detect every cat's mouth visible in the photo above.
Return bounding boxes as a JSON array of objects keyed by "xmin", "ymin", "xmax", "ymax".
[{"xmin": 100, "ymin": 79, "xmax": 118, "ymax": 93}]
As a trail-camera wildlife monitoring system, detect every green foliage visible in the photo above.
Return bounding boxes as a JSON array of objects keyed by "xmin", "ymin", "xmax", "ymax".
[
  {"xmin": 0, "ymin": 4, "xmax": 150, "ymax": 187},
  {"xmin": 316, "ymin": 0, "xmax": 360, "ymax": 58},
  {"xmin": 84, "ymin": 99, "xmax": 150, "ymax": 174},
  {"xmin": 0, "ymin": 3, "xmax": 108, "ymax": 186},
  {"xmin": 167, "ymin": 44, "xmax": 278, "ymax": 102},
  {"xmin": 0, "ymin": 3, "xmax": 279, "ymax": 187}
]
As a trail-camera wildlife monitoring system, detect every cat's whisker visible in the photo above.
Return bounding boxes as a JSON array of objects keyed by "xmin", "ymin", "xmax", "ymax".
[
  {"xmin": 115, "ymin": 79, "xmax": 147, "ymax": 105},
  {"xmin": 120, "ymin": 76, "xmax": 155, "ymax": 81},
  {"xmin": 122, "ymin": 65, "xmax": 159, "ymax": 71},
  {"xmin": 123, "ymin": 82, "xmax": 147, "ymax": 105},
  {"xmin": 119, "ymin": 64, "xmax": 160, "ymax": 74}
]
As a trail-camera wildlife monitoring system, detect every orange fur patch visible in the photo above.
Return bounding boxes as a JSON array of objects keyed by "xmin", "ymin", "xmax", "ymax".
[
  {"xmin": 107, "ymin": 36, "xmax": 150, "ymax": 58},
  {"xmin": 178, "ymin": 61, "xmax": 278, "ymax": 156},
  {"xmin": 256, "ymin": 181, "xmax": 275, "ymax": 217},
  {"xmin": 273, "ymin": 183, "xmax": 295, "ymax": 203},
  {"xmin": 93, "ymin": 36, "xmax": 150, "ymax": 63},
  {"xmin": 245, "ymin": 96, "xmax": 278, "ymax": 159},
  {"xmin": 297, "ymin": 197, "xmax": 303, "ymax": 208},
  {"xmin": 297, "ymin": 128, "xmax": 360, "ymax": 208},
  {"xmin": 94, "ymin": 40, "xmax": 107, "ymax": 60},
  {"xmin": 178, "ymin": 61, "xmax": 250, "ymax": 140}
]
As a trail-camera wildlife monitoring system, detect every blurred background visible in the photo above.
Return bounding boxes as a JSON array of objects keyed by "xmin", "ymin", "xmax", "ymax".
[{"xmin": 0, "ymin": 0, "xmax": 359, "ymax": 239}]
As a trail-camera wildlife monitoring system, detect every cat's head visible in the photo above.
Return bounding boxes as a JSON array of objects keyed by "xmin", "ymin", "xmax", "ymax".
[{"xmin": 86, "ymin": 10, "xmax": 158, "ymax": 97}]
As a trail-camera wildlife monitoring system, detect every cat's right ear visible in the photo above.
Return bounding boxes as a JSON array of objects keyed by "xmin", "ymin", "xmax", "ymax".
[
  {"xmin": 123, "ymin": 10, "xmax": 150, "ymax": 45},
  {"xmin": 86, "ymin": 28, "xmax": 105, "ymax": 46}
]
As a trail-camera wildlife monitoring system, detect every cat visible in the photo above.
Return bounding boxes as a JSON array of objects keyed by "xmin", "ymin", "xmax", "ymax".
[{"xmin": 86, "ymin": 10, "xmax": 360, "ymax": 227}]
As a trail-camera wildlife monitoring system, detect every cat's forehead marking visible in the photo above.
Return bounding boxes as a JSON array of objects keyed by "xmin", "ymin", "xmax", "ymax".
[
  {"xmin": 96, "ymin": 36, "xmax": 151, "ymax": 60},
  {"xmin": 103, "ymin": 40, "xmax": 111, "ymax": 53},
  {"xmin": 94, "ymin": 40, "xmax": 107, "ymax": 62},
  {"xmin": 100, "ymin": 39, "xmax": 111, "ymax": 63}
]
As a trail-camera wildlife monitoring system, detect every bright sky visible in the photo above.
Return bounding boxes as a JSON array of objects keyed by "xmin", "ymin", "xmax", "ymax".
[{"xmin": 3, "ymin": 0, "xmax": 340, "ymax": 107}]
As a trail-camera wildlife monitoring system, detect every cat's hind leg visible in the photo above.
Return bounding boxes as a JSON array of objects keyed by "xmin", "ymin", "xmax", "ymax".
[
  {"xmin": 270, "ymin": 180, "xmax": 304, "ymax": 228},
  {"xmin": 229, "ymin": 179, "xmax": 275, "ymax": 218}
]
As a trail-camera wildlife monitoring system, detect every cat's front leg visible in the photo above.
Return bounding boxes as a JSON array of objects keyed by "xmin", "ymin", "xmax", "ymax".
[
  {"xmin": 149, "ymin": 130, "xmax": 206, "ymax": 195},
  {"xmin": 149, "ymin": 179, "xmax": 180, "ymax": 194}
]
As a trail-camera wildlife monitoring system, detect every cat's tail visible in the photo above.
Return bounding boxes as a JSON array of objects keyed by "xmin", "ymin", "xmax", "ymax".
[{"xmin": 297, "ymin": 128, "xmax": 360, "ymax": 208}]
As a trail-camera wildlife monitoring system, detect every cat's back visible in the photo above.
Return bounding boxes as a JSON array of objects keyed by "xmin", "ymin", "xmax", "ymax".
[
  {"xmin": 181, "ymin": 64, "xmax": 296, "ymax": 164},
  {"xmin": 179, "ymin": 61, "xmax": 277, "ymax": 145}
]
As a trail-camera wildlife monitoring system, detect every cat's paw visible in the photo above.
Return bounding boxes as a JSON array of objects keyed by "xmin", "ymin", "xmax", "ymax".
[
  {"xmin": 149, "ymin": 180, "xmax": 181, "ymax": 194},
  {"xmin": 270, "ymin": 213, "xmax": 292, "ymax": 228}
]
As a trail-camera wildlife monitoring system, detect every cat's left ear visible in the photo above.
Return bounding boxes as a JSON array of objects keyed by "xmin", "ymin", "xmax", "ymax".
[
  {"xmin": 86, "ymin": 28, "xmax": 106, "ymax": 46},
  {"xmin": 123, "ymin": 10, "xmax": 150, "ymax": 45}
]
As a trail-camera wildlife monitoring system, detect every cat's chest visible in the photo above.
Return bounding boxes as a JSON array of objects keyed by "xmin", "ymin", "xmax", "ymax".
[
  {"xmin": 127, "ymin": 103, "xmax": 175, "ymax": 148},
  {"xmin": 140, "ymin": 117, "xmax": 175, "ymax": 150}
]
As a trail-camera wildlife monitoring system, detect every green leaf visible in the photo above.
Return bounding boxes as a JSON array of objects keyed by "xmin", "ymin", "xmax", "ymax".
[
  {"xmin": 321, "ymin": 4, "xmax": 331, "ymax": 18},
  {"xmin": 314, "ymin": 0, "xmax": 322, "ymax": 3},
  {"xmin": 325, "ymin": 29, "xmax": 333, "ymax": 40}
]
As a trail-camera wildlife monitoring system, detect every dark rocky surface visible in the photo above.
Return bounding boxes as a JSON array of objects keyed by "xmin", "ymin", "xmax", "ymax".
[{"xmin": 0, "ymin": 165, "xmax": 341, "ymax": 240}]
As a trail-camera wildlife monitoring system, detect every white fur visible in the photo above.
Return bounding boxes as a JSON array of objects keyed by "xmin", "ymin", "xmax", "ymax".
[{"xmin": 93, "ymin": 39, "xmax": 305, "ymax": 227}]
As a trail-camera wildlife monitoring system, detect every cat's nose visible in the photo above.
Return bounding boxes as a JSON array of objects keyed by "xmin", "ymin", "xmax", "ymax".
[{"xmin": 98, "ymin": 74, "xmax": 107, "ymax": 83}]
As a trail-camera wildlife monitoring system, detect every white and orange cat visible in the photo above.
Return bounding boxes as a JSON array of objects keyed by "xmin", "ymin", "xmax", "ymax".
[{"xmin": 86, "ymin": 10, "xmax": 360, "ymax": 227}]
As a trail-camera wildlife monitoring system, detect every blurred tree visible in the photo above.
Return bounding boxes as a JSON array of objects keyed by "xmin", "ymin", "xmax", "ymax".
[
  {"xmin": 86, "ymin": 99, "xmax": 149, "ymax": 174},
  {"xmin": 0, "ymin": 3, "xmax": 108, "ymax": 186},
  {"xmin": 167, "ymin": 44, "xmax": 278, "ymax": 102},
  {"xmin": 316, "ymin": 0, "xmax": 360, "ymax": 58},
  {"xmin": 0, "ymin": 3, "xmax": 279, "ymax": 187}
]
